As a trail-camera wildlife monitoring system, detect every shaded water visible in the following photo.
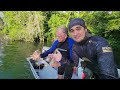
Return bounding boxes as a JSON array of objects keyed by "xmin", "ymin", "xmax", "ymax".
[{"xmin": 0, "ymin": 41, "xmax": 50, "ymax": 79}]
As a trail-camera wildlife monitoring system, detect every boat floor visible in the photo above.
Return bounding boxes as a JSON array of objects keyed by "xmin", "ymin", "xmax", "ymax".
[{"xmin": 27, "ymin": 57, "xmax": 79, "ymax": 79}]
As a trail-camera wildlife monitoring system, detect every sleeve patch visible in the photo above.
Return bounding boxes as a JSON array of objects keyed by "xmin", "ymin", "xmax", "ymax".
[{"xmin": 102, "ymin": 47, "xmax": 112, "ymax": 52}]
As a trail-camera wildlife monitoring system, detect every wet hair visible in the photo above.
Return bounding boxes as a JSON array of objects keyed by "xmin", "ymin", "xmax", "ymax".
[{"xmin": 57, "ymin": 25, "xmax": 68, "ymax": 35}]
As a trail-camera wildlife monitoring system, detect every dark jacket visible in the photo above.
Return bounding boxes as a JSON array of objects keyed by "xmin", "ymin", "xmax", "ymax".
[
  {"xmin": 40, "ymin": 37, "xmax": 74, "ymax": 65},
  {"xmin": 60, "ymin": 35, "xmax": 118, "ymax": 79}
]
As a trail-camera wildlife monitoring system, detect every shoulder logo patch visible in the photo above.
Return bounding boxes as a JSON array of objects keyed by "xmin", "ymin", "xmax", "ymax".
[{"xmin": 102, "ymin": 47, "xmax": 112, "ymax": 52}]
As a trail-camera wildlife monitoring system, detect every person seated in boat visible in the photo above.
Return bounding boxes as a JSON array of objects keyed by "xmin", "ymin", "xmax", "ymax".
[
  {"xmin": 31, "ymin": 25, "xmax": 75, "ymax": 79},
  {"xmin": 48, "ymin": 18, "xmax": 119, "ymax": 79}
]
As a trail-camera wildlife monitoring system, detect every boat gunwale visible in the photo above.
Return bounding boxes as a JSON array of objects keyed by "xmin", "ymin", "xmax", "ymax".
[{"xmin": 27, "ymin": 57, "xmax": 40, "ymax": 79}]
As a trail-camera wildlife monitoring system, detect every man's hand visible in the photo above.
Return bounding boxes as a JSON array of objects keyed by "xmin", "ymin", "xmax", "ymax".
[
  {"xmin": 50, "ymin": 61, "xmax": 61, "ymax": 68},
  {"xmin": 31, "ymin": 50, "xmax": 40, "ymax": 60},
  {"xmin": 48, "ymin": 50, "xmax": 62, "ymax": 62}
]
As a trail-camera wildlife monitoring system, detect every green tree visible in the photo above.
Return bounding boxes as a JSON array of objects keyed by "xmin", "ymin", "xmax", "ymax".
[{"xmin": 1, "ymin": 11, "xmax": 45, "ymax": 42}]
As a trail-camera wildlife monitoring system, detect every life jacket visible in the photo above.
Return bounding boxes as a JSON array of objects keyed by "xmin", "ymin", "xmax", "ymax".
[
  {"xmin": 77, "ymin": 58, "xmax": 94, "ymax": 79},
  {"xmin": 56, "ymin": 37, "xmax": 70, "ymax": 60},
  {"xmin": 83, "ymin": 67, "xmax": 94, "ymax": 79}
]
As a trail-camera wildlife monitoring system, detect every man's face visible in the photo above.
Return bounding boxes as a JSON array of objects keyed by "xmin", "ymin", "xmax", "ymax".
[
  {"xmin": 56, "ymin": 30, "xmax": 67, "ymax": 42},
  {"xmin": 69, "ymin": 25, "xmax": 87, "ymax": 42}
]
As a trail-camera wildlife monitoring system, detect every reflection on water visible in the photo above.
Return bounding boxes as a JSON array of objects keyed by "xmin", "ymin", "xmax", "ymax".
[{"xmin": 0, "ymin": 41, "xmax": 45, "ymax": 79}]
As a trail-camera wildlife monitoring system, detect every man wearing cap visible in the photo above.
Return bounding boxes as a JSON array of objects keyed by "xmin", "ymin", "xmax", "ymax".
[{"xmin": 50, "ymin": 18, "xmax": 118, "ymax": 79}]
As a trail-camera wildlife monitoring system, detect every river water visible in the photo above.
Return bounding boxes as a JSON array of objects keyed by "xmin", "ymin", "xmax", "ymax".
[{"xmin": 0, "ymin": 41, "xmax": 49, "ymax": 79}]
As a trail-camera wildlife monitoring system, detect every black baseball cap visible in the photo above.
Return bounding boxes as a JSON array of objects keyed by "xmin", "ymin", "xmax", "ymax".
[{"xmin": 68, "ymin": 18, "xmax": 86, "ymax": 30}]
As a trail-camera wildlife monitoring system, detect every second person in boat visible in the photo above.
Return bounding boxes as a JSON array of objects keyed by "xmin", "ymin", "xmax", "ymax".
[{"xmin": 31, "ymin": 25, "xmax": 75, "ymax": 79}]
